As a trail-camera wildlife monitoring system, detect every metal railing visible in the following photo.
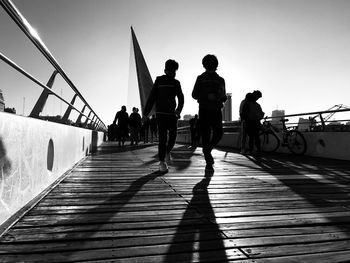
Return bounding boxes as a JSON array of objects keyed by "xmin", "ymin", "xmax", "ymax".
[
  {"xmin": 0, "ymin": 0, "xmax": 106, "ymax": 131},
  {"xmin": 177, "ymin": 108, "xmax": 350, "ymax": 134},
  {"xmin": 264, "ymin": 108, "xmax": 350, "ymax": 132}
]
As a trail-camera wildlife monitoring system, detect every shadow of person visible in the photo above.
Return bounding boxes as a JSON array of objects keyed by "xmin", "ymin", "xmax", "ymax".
[
  {"xmin": 95, "ymin": 142, "xmax": 154, "ymax": 155},
  {"xmin": 245, "ymin": 153, "xmax": 350, "ymax": 235},
  {"xmin": 170, "ymin": 145, "xmax": 201, "ymax": 171},
  {"xmin": 0, "ymin": 170, "xmax": 164, "ymax": 258},
  {"xmin": 164, "ymin": 170, "xmax": 229, "ymax": 262}
]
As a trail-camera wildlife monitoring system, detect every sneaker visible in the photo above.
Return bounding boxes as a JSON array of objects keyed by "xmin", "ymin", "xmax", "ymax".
[
  {"xmin": 205, "ymin": 163, "xmax": 214, "ymax": 172},
  {"xmin": 159, "ymin": 161, "xmax": 168, "ymax": 173},
  {"xmin": 165, "ymin": 152, "xmax": 171, "ymax": 163}
]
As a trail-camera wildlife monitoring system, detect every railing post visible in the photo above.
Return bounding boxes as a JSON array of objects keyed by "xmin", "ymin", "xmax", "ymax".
[
  {"xmin": 319, "ymin": 113, "xmax": 325, "ymax": 131},
  {"xmin": 62, "ymin": 94, "xmax": 77, "ymax": 123},
  {"xmin": 89, "ymin": 115, "xmax": 96, "ymax": 129},
  {"xmin": 92, "ymin": 120, "xmax": 98, "ymax": 130},
  {"xmin": 29, "ymin": 70, "xmax": 59, "ymax": 118},
  {"xmin": 76, "ymin": 105, "xmax": 87, "ymax": 126},
  {"xmin": 83, "ymin": 110, "xmax": 92, "ymax": 127}
]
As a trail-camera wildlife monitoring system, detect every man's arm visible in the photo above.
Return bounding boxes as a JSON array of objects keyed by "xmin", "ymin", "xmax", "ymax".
[
  {"xmin": 143, "ymin": 79, "xmax": 158, "ymax": 117},
  {"xmin": 175, "ymin": 83, "xmax": 184, "ymax": 116},
  {"xmin": 220, "ymin": 79, "xmax": 227, "ymax": 103},
  {"xmin": 113, "ymin": 112, "xmax": 118, "ymax": 124},
  {"xmin": 191, "ymin": 76, "xmax": 200, "ymax": 100}
]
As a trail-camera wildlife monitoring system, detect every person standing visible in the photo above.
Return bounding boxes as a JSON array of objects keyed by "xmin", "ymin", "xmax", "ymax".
[
  {"xmin": 114, "ymin": 105, "xmax": 129, "ymax": 147},
  {"xmin": 129, "ymin": 107, "xmax": 142, "ymax": 145},
  {"xmin": 239, "ymin": 92, "xmax": 252, "ymax": 154},
  {"xmin": 245, "ymin": 90, "xmax": 264, "ymax": 153},
  {"xmin": 192, "ymin": 54, "xmax": 227, "ymax": 171},
  {"xmin": 144, "ymin": 59, "xmax": 184, "ymax": 173}
]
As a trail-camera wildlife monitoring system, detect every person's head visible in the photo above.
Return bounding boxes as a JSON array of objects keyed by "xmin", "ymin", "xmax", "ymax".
[
  {"xmin": 246, "ymin": 93, "xmax": 254, "ymax": 102},
  {"xmin": 195, "ymin": 114, "xmax": 198, "ymax": 119},
  {"xmin": 164, "ymin": 59, "xmax": 179, "ymax": 77},
  {"xmin": 252, "ymin": 90, "xmax": 262, "ymax": 101},
  {"xmin": 202, "ymin": 54, "xmax": 218, "ymax": 71},
  {"xmin": 132, "ymin": 107, "xmax": 137, "ymax": 112},
  {"xmin": 121, "ymin": 105, "xmax": 126, "ymax": 111}
]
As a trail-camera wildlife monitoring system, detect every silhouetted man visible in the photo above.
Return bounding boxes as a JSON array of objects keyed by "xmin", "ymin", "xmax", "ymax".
[
  {"xmin": 239, "ymin": 92, "xmax": 252, "ymax": 154},
  {"xmin": 144, "ymin": 59, "xmax": 184, "ymax": 173},
  {"xmin": 141, "ymin": 116, "xmax": 150, "ymax": 143},
  {"xmin": 114, "ymin": 105, "xmax": 129, "ymax": 146},
  {"xmin": 245, "ymin": 90, "xmax": 264, "ymax": 153},
  {"xmin": 149, "ymin": 114, "xmax": 158, "ymax": 143},
  {"xmin": 129, "ymin": 107, "xmax": 142, "ymax": 145},
  {"xmin": 192, "ymin": 54, "xmax": 227, "ymax": 171}
]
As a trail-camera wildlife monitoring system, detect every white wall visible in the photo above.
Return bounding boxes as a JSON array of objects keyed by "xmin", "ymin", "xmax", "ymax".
[{"xmin": 0, "ymin": 112, "xmax": 104, "ymax": 225}]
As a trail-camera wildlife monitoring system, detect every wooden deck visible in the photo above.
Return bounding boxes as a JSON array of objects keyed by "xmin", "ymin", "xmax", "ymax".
[{"xmin": 1, "ymin": 142, "xmax": 350, "ymax": 262}]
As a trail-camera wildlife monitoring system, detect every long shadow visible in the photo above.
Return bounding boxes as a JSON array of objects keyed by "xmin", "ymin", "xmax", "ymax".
[
  {"xmin": 164, "ymin": 170, "xmax": 229, "ymax": 262},
  {"xmin": 245, "ymin": 153, "xmax": 350, "ymax": 233},
  {"xmin": 1, "ymin": 168, "xmax": 163, "ymax": 259},
  {"xmin": 170, "ymin": 145, "xmax": 201, "ymax": 171},
  {"xmin": 142, "ymin": 144, "xmax": 201, "ymax": 170},
  {"xmin": 94, "ymin": 141, "xmax": 156, "ymax": 155}
]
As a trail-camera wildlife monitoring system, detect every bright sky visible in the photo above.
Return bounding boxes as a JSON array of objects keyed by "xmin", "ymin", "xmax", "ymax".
[{"xmin": 1, "ymin": 0, "xmax": 350, "ymax": 125}]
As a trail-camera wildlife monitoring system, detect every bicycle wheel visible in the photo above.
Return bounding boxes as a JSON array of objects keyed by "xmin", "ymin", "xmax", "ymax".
[
  {"xmin": 286, "ymin": 130, "xmax": 307, "ymax": 155},
  {"xmin": 259, "ymin": 131, "xmax": 280, "ymax": 153}
]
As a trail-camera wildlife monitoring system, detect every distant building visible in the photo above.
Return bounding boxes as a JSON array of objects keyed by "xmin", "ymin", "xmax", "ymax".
[
  {"xmin": 298, "ymin": 118, "xmax": 311, "ymax": 131},
  {"xmin": 222, "ymin": 93, "xmax": 232, "ymax": 121},
  {"xmin": 183, "ymin": 114, "xmax": 194, "ymax": 121},
  {"xmin": 271, "ymin": 109, "xmax": 285, "ymax": 128},
  {"xmin": 0, "ymin": 89, "xmax": 5, "ymax": 112}
]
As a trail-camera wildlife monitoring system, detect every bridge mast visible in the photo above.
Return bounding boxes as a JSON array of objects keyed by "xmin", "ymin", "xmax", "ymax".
[{"xmin": 130, "ymin": 26, "xmax": 154, "ymax": 115}]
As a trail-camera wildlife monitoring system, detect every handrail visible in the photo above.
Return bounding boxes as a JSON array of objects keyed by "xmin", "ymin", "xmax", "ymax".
[
  {"xmin": 0, "ymin": 52, "xmax": 94, "ymax": 124},
  {"xmin": 265, "ymin": 108, "xmax": 350, "ymax": 131},
  {"xmin": 266, "ymin": 108, "xmax": 350, "ymax": 120},
  {"xmin": 0, "ymin": 0, "xmax": 106, "ymax": 131},
  {"xmin": 177, "ymin": 108, "xmax": 350, "ymax": 134}
]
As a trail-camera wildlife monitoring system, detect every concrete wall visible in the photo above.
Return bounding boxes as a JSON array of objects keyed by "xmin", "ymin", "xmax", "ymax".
[
  {"xmin": 0, "ymin": 112, "xmax": 104, "ymax": 225},
  {"xmin": 177, "ymin": 128, "xmax": 350, "ymax": 161}
]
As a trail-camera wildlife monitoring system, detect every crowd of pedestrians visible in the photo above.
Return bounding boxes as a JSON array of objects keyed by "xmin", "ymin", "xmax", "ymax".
[{"xmin": 108, "ymin": 54, "xmax": 265, "ymax": 173}]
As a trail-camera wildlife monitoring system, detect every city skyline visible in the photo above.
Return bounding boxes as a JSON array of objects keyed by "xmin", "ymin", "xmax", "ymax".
[{"xmin": 1, "ymin": 0, "xmax": 350, "ymax": 124}]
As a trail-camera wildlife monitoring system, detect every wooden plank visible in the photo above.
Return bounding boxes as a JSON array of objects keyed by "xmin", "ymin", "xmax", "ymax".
[{"xmin": 1, "ymin": 143, "xmax": 350, "ymax": 262}]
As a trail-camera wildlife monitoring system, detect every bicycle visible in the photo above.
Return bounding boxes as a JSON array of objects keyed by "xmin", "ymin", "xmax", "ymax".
[{"xmin": 259, "ymin": 117, "xmax": 307, "ymax": 155}]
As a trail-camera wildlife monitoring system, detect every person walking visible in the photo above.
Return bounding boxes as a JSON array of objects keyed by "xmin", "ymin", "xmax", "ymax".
[
  {"xmin": 149, "ymin": 114, "xmax": 158, "ymax": 143},
  {"xmin": 143, "ymin": 59, "xmax": 184, "ymax": 173},
  {"xmin": 189, "ymin": 114, "xmax": 200, "ymax": 146},
  {"xmin": 141, "ymin": 116, "xmax": 150, "ymax": 143},
  {"xmin": 192, "ymin": 54, "xmax": 227, "ymax": 171},
  {"xmin": 114, "ymin": 105, "xmax": 129, "ymax": 147}
]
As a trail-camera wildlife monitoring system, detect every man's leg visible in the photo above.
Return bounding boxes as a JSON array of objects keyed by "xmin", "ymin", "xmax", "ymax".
[
  {"xmin": 157, "ymin": 116, "xmax": 167, "ymax": 162},
  {"xmin": 211, "ymin": 109, "xmax": 223, "ymax": 149},
  {"xmin": 254, "ymin": 121, "xmax": 261, "ymax": 152},
  {"xmin": 199, "ymin": 109, "xmax": 213, "ymax": 164},
  {"xmin": 166, "ymin": 116, "xmax": 178, "ymax": 153},
  {"xmin": 240, "ymin": 120, "xmax": 247, "ymax": 152}
]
